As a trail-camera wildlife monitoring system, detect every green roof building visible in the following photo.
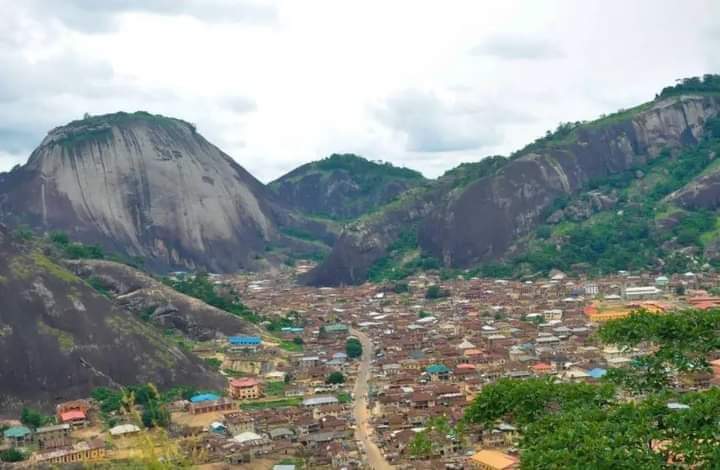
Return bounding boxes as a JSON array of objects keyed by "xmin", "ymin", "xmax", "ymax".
[
  {"xmin": 4, "ymin": 425, "xmax": 32, "ymax": 445},
  {"xmin": 426, "ymin": 364, "xmax": 450, "ymax": 375}
]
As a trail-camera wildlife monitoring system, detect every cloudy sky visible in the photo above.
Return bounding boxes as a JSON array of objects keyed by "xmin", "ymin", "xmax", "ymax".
[{"xmin": 0, "ymin": 0, "xmax": 718, "ymax": 181}]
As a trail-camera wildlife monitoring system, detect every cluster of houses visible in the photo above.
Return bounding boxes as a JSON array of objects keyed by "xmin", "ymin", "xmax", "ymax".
[
  {"xmin": 226, "ymin": 267, "xmax": 720, "ymax": 468},
  {"xmin": 4, "ymin": 266, "xmax": 720, "ymax": 468}
]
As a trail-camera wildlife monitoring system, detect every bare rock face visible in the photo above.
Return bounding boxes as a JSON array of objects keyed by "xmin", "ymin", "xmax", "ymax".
[
  {"xmin": 0, "ymin": 226, "xmax": 223, "ymax": 411},
  {"xmin": 307, "ymin": 95, "xmax": 720, "ymax": 284},
  {"xmin": 0, "ymin": 112, "xmax": 278, "ymax": 272},
  {"xmin": 68, "ymin": 259, "xmax": 262, "ymax": 341},
  {"xmin": 418, "ymin": 95, "xmax": 720, "ymax": 268}
]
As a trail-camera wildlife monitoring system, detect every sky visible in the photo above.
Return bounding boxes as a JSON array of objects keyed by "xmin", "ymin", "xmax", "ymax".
[{"xmin": 0, "ymin": 0, "xmax": 719, "ymax": 182}]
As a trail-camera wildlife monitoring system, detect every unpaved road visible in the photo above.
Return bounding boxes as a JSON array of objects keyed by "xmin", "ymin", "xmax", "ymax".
[{"xmin": 351, "ymin": 328, "xmax": 394, "ymax": 470}]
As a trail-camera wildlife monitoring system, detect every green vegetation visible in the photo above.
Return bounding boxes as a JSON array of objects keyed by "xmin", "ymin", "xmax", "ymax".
[
  {"xmin": 658, "ymin": 74, "xmax": 720, "ymax": 99},
  {"xmin": 20, "ymin": 407, "xmax": 52, "ymax": 429},
  {"xmin": 204, "ymin": 358, "xmax": 222, "ymax": 370},
  {"xmin": 425, "ymin": 284, "xmax": 449, "ymax": 300},
  {"xmin": 325, "ymin": 371, "xmax": 346, "ymax": 384},
  {"xmin": 464, "ymin": 308, "xmax": 720, "ymax": 468},
  {"xmin": 367, "ymin": 229, "xmax": 441, "ymax": 282},
  {"xmin": 162, "ymin": 273, "xmax": 261, "ymax": 323},
  {"xmin": 280, "ymin": 227, "xmax": 322, "ymax": 242},
  {"xmin": 37, "ymin": 320, "xmax": 75, "ymax": 352},
  {"xmin": 440, "ymin": 156, "xmax": 508, "ymax": 188},
  {"xmin": 392, "ymin": 281, "xmax": 410, "ymax": 293},
  {"xmin": 272, "ymin": 153, "xmax": 425, "ymax": 220},
  {"xmin": 599, "ymin": 309, "xmax": 720, "ymax": 394},
  {"xmin": 336, "ymin": 391, "xmax": 352, "ymax": 404},
  {"xmin": 264, "ymin": 381, "xmax": 286, "ymax": 397},
  {"xmin": 312, "ymin": 153, "xmax": 423, "ymax": 181},
  {"xmin": 239, "ymin": 397, "xmax": 302, "ymax": 410},
  {"xmin": 487, "ymin": 124, "xmax": 720, "ymax": 277},
  {"xmin": 0, "ymin": 449, "xmax": 26, "ymax": 463},
  {"xmin": 48, "ymin": 230, "xmax": 144, "ymax": 268},
  {"xmin": 278, "ymin": 339, "xmax": 304, "ymax": 352},
  {"xmin": 345, "ymin": 337, "xmax": 362, "ymax": 359},
  {"xmin": 409, "ymin": 416, "xmax": 465, "ymax": 460}
]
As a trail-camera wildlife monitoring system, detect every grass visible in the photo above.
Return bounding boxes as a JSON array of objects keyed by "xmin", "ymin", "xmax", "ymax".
[
  {"xmin": 30, "ymin": 251, "xmax": 81, "ymax": 283},
  {"xmin": 37, "ymin": 320, "xmax": 75, "ymax": 353},
  {"xmin": 264, "ymin": 381, "xmax": 286, "ymax": 397},
  {"xmin": 239, "ymin": 397, "xmax": 302, "ymax": 410},
  {"xmin": 278, "ymin": 340, "xmax": 303, "ymax": 352},
  {"xmin": 337, "ymin": 391, "xmax": 352, "ymax": 404}
]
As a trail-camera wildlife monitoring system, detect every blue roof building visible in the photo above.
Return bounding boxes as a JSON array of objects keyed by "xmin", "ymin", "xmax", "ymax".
[
  {"xmin": 228, "ymin": 336, "xmax": 262, "ymax": 346},
  {"xmin": 190, "ymin": 393, "xmax": 221, "ymax": 403},
  {"xmin": 588, "ymin": 368, "xmax": 607, "ymax": 379}
]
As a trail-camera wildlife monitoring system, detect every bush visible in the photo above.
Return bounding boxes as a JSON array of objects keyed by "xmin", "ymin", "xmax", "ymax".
[
  {"xmin": 20, "ymin": 407, "xmax": 50, "ymax": 429},
  {"xmin": 425, "ymin": 285, "xmax": 449, "ymax": 299},
  {"xmin": 346, "ymin": 338, "xmax": 362, "ymax": 359},
  {"xmin": 0, "ymin": 448, "xmax": 25, "ymax": 462},
  {"xmin": 326, "ymin": 371, "xmax": 346, "ymax": 384}
]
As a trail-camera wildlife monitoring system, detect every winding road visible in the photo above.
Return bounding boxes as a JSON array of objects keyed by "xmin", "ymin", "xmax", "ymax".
[{"xmin": 351, "ymin": 328, "xmax": 394, "ymax": 470}]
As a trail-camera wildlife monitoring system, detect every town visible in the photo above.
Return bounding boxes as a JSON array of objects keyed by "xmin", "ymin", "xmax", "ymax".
[{"xmin": 3, "ymin": 263, "xmax": 720, "ymax": 469}]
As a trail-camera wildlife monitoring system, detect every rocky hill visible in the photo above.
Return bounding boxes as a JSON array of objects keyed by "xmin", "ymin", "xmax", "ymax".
[
  {"xmin": 0, "ymin": 226, "xmax": 223, "ymax": 411},
  {"xmin": 68, "ymin": 259, "xmax": 263, "ymax": 341},
  {"xmin": 306, "ymin": 79, "xmax": 720, "ymax": 285},
  {"xmin": 270, "ymin": 153, "xmax": 425, "ymax": 220},
  {"xmin": 0, "ymin": 112, "xmax": 284, "ymax": 273}
]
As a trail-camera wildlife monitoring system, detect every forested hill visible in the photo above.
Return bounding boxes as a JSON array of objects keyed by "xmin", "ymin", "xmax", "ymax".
[{"xmin": 270, "ymin": 153, "xmax": 426, "ymax": 220}]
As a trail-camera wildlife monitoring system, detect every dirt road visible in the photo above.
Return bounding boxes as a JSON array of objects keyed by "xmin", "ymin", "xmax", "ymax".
[{"xmin": 351, "ymin": 328, "xmax": 394, "ymax": 470}]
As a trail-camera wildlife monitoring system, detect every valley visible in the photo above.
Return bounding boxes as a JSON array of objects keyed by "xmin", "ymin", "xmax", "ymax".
[{"xmin": 2, "ymin": 76, "xmax": 720, "ymax": 468}]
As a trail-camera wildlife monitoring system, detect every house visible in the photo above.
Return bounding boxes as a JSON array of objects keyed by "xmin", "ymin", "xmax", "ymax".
[
  {"xmin": 56, "ymin": 400, "xmax": 90, "ymax": 426},
  {"xmin": 109, "ymin": 424, "xmax": 141, "ymax": 437},
  {"xmin": 189, "ymin": 394, "xmax": 236, "ymax": 415},
  {"xmin": 468, "ymin": 449, "xmax": 519, "ymax": 470},
  {"xmin": 229, "ymin": 378, "xmax": 262, "ymax": 400},
  {"xmin": 33, "ymin": 439, "xmax": 106, "ymax": 465},
  {"xmin": 35, "ymin": 424, "xmax": 71, "ymax": 449},
  {"xmin": 228, "ymin": 336, "xmax": 263, "ymax": 351},
  {"xmin": 322, "ymin": 323, "xmax": 349, "ymax": 336},
  {"xmin": 224, "ymin": 412, "xmax": 255, "ymax": 435},
  {"xmin": 302, "ymin": 396, "xmax": 339, "ymax": 407},
  {"xmin": 425, "ymin": 364, "xmax": 451, "ymax": 382},
  {"xmin": 3, "ymin": 426, "xmax": 32, "ymax": 447}
]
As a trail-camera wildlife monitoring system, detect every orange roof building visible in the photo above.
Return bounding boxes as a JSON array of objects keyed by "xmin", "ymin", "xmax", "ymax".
[{"xmin": 468, "ymin": 449, "xmax": 519, "ymax": 470}]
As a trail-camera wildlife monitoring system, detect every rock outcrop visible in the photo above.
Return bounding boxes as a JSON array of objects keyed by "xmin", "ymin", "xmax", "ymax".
[
  {"xmin": 306, "ymin": 95, "xmax": 720, "ymax": 285},
  {"xmin": 68, "ymin": 259, "xmax": 263, "ymax": 341},
  {"xmin": 0, "ymin": 112, "xmax": 279, "ymax": 273},
  {"xmin": 421, "ymin": 96, "xmax": 720, "ymax": 268},
  {"xmin": 0, "ymin": 227, "xmax": 223, "ymax": 411}
]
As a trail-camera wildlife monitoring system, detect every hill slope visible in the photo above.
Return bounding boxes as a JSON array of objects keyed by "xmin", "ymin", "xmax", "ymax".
[
  {"xmin": 68, "ymin": 259, "xmax": 263, "ymax": 341},
  {"xmin": 0, "ymin": 112, "xmax": 280, "ymax": 273},
  {"xmin": 306, "ymin": 78, "xmax": 720, "ymax": 285},
  {"xmin": 0, "ymin": 226, "xmax": 223, "ymax": 411},
  {"xmin": 270, "ymin": 153, "xmax": 425, "ymax": 220}
]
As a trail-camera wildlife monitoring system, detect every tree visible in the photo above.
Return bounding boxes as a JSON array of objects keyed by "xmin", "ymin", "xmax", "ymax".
[
  {"xmin": 425, "ymin": 285, "xmax": 448, "ymax": 299},
  {"xmin": 326, "ymin": 371, "xmax": 346, "ymax": 385},
  {"xmin": 346, "ymin": 338, "xmax": 362, "ymax": 359},
  {"xmin": 0, "ymin": 448, "xmax": 25, "ymax": 462},
  {"xmin": 408, "ymin": 430, "xmax": 432, "ymax": 459},
  {"xmin": 20, "ymin": 407, "xmax": 49, "ymax": 429},
  {"xmin": 142, "ymin": 401, "xmax": 170, "ymax": 428},
  {"xmin": 292, "ymin": 336, "xmax": 304, "ymax": 345}
]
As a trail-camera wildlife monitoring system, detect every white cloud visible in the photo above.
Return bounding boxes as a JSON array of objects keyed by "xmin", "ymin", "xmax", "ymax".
[
  {"xmin": 374, "ymin": 89, "xmax": 503, "ymax": 153},
  {"xmin": 0, "ymin": 0, "xmax": 718, "ymax": 181},
  {"xmin": 470, "ymin": 34, "xmax": 564, "ymax": 60}
]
